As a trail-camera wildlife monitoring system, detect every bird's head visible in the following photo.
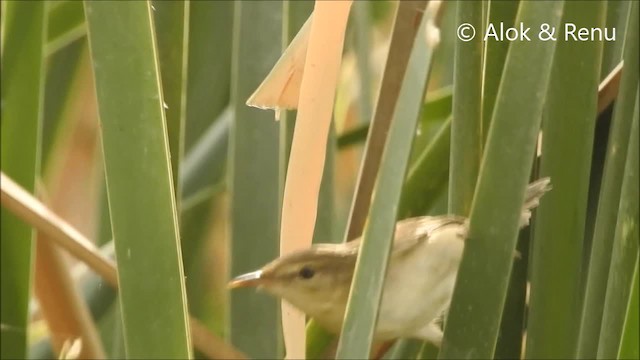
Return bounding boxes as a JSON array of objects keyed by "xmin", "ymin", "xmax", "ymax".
[{"xmin": 229, "ymin": 244, "xmax": 357, "ymax": 318}]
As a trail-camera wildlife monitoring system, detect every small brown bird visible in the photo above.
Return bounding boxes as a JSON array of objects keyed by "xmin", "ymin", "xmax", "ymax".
[{"xmin": 230, "ymin": 178, "xmax": 551, "ymax": 346}]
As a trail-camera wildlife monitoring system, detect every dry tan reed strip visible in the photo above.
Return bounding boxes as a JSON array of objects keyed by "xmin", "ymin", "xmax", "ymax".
[
  {"xmin": 34, "ymin": 239, "xmax": 106, "ymax": 359},
  {"xmin": 345, "ymin": 0, "xmax": 429, "ymax": 241},
  {"xmin": 278, "ymin": 2, "xmax": 354, "ymax": 358},
  {"xmin": 0, "ymin": 172, "xmax": 247, "ymax": 360},
  {"xmin": 1, "ymin": 173, "xmax": 119, "ymax": 287},
  {"xmin": 189, "ymin": 318, "xmax": 247, "ymax": 360},
  {"xmin": 598, "ymin": 61, "xmax": 623, "ymax": 114}
]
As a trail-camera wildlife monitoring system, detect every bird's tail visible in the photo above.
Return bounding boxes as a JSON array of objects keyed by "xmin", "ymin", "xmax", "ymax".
[{"xmin": 519, "ymin": 177, "xmax": 552, "ymax": 227}]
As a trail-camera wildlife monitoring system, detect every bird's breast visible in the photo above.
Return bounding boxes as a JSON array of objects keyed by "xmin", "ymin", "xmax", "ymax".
[{"xmin": 375, "ymin": 226, "xmax": 464, "ymax": 339}]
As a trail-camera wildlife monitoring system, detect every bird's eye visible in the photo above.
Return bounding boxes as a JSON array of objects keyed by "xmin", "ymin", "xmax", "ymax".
[{"xmin": 298, "ymin": 266, "xmax": 315, "ymax": 279}]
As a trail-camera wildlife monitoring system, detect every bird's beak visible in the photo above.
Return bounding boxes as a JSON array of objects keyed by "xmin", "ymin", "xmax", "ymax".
[{"xmin": 228, "ymin": 270, "xmax": 264, "ymax": 289}]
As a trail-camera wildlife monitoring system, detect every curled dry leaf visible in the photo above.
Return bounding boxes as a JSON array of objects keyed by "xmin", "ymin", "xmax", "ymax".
[{"xmin": 245, "ymin": 13, "xmax": 312, "ymax": 115}]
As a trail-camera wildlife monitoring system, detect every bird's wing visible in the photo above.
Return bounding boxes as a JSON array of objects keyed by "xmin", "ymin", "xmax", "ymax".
[
  {"xmin": 390, "ymin": 215, "xmax": 466, "ymax": 256},
  {"xmin": 340, "ymin": 215, "xmax": 466, "ymax": 256}
]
